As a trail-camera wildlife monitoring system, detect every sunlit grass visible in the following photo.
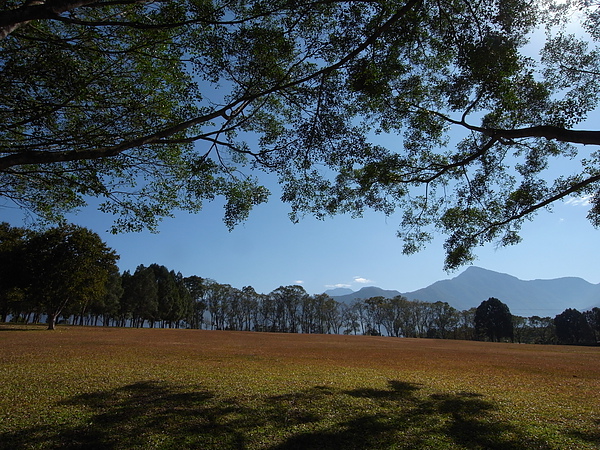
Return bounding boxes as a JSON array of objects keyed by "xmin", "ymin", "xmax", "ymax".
[{"xmin": 0, "ymin": 325, "xmax": 599, "ymax": 449}]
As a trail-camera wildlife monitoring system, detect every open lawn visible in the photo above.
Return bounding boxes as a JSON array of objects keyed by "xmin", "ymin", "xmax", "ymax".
[{"xmin": 0, "ymin": 325, "xmax": 599, "ymax": 449}]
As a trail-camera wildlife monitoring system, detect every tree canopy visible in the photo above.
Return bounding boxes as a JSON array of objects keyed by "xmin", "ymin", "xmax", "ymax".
[
  {"xmin": 22, "ymin": 224, "xmax": 118, "ymax": 329},
  {"xmin": 554, "ymin": 307, "xmax": 596, "ymax": 345},
  {"xmin": 2, "ymin": 0, "xmax": 600, "ymax": 268},
  {"xmin": 474, "ymin": 297, "xmax": 514, "ymax": 342}
]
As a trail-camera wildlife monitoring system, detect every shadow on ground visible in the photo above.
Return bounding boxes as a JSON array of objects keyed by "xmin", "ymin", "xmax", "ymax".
[{"xmin": 0, "ymin": 379, "xmax": 588, "ymax": 449}]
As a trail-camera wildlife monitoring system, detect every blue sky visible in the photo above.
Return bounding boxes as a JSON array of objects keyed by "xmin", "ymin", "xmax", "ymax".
[{"xmin": 4, "ymin": 178, "xmax": 598, "ymax": 296}]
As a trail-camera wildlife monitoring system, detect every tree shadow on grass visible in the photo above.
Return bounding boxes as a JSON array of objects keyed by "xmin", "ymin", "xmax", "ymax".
[
  {"xmin": 565, "ymin": 419, "xmax": 600, "ymax": 448},
  {"xmin": 1, "ymin": 381, "xmax": 244, "ymax": 449},
  {"xmin": 273, "ymin": 381, "xmax": 552, "ymax": 450},
  {"xmin": 0, "ymin": 379, "xmax": 558, "ymax": 449}
]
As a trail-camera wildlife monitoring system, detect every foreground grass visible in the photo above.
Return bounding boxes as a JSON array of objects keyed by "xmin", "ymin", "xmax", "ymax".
[{"xmin": 0, "ymin": 325, "xmax": 599, "ymax": 449}]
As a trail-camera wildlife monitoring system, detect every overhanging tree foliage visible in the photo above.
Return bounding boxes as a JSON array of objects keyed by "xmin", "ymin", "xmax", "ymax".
[{"xmin": 2, "ymin": 0, "xmax": 600, "ymax": 268}]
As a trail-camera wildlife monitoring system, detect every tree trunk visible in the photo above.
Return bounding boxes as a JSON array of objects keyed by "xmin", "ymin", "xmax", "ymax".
[{"xmin": 47, "ymin": 312, "xmax": 57, "ymax": 330}]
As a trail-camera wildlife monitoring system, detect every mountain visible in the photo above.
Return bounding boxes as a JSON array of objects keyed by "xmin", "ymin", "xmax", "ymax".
[
  {"xmin": 323, "ymin": 287, "xmax": 354, "ymax": 297},
  {"xmin": 328, "ymin": 267, "xmax": 600, "ymax": 317},
  {"xmin": 332, "ymin": 286, "xmax": 402, "ymax": 303},
  {"xmin": 402, "ymin": 266, "xmax": 600, "ymax": 317}
]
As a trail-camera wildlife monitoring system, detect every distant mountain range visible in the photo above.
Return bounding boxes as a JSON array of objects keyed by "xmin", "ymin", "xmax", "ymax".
[
  {"xmin": 324, "ymin": 266, "xmax": 600, "ymax": 317},
  {"xmin": 327, "ymin": 286, "xmax": 402, "ymax": 303}
]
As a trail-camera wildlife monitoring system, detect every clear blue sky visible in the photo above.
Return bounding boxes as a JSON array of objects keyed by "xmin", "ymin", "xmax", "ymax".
[{"xmin": 3, "ymin": 177, "xmax": 598, "ymax": 296}]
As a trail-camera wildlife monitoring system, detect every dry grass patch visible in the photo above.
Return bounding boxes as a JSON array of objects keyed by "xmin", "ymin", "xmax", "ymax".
[{"xmin": 0, "ymin": 325, "xmax": 599, "ymax": 449}]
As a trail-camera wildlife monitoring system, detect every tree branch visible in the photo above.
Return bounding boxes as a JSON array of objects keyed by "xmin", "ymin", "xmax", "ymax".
[
  {"xmin": 401, "ymin": 138, "xmax": 499, "ymax": 184},
  {"xmin": 423, "ymin": 106, "xmax": 600, "ymax": 146},
  {"xmin": 0, "ymin": 0, "xmax": 99, "ymax": 39},
  {"xmin": 0, "ymin": 0, "xmax": 423, "ymax": 170},
  {"xmin": 0, "ymin": 104, "xmax": 234, "ymax": 169},
  {"xmin": 476, "ymin": 173, "xmax": 600, "ymax": 240},
  {"xmin": 486, "ymin": 126, "xmax": 600, "ymax": 145}
]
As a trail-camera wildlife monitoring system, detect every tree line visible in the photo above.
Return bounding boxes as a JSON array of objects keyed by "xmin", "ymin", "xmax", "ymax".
[{"xmin": 1, "ymin": 223, "xmax": 598, "ymax": 344}]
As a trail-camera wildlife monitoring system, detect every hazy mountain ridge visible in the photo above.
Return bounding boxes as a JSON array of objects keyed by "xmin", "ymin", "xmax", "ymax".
[
  {"xmin": 327, "ymin": 266, "xmax": 600, "ymax": 317},
  {"xmin": 323, "ymin": 287, "xmax": 355, "ymax": 297},
  {"xmin": 327, "ymin": 286, "xmax": 402, "ymax": 302}
]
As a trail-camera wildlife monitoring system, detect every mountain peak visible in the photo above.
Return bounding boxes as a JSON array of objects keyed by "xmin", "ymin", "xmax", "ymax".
[
  {"xmin": 459, "ymin": 266, "xmax": 516, "ymax": 278},
  {"xmin": 405, "ymin": 267, "xmax": 599, "ymax": 317},
  {"xmin": 327, "ymin": 267, "xmax": 600, "ymax": 317}
]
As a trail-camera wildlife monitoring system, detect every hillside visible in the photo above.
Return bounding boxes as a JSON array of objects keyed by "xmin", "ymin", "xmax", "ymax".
[{"xmin": 329, "ymin": 266, "xmax": 600, "ymax": 317}]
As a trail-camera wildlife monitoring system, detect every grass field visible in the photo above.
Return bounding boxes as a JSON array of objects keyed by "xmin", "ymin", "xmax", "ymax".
[{"xmin": 0, "ymin": 325, "xmax": 599, "ymax": 449}]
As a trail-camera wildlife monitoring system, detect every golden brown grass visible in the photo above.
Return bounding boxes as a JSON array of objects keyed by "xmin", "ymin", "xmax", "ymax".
[{"xmin": 0, "ymin": 325, "xmax": 599, "ymax": 449}]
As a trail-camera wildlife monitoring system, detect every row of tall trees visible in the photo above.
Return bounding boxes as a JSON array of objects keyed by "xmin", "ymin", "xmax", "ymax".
[{"xmin": 1, "ymin": 223, "xmax": 598, "ymax": 344}]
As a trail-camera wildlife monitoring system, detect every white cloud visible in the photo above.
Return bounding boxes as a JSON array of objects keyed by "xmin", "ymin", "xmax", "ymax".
[
  {"xmin": 294, "ymin": 280, "xmax": 304, "ymax": 285},
  {"xmin": 353, "ymin": 276, "xmax": 372, "ymax": 284},
  {"xmin": 325, "ymin": 277, "xmax": 373, "ymax": 289},
  {"xmin": 565, "ymin": 195, "xmax": 593, "ymax": 206}
]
